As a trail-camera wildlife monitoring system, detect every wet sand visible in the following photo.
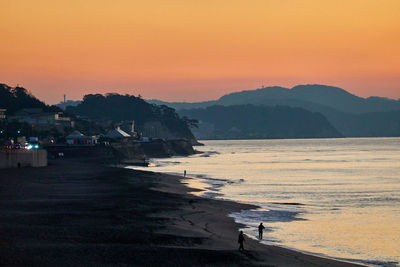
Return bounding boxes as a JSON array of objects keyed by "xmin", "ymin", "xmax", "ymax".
[{"xmin": 0, "ymin": 158, "xmax": 362, "ymax": 266}]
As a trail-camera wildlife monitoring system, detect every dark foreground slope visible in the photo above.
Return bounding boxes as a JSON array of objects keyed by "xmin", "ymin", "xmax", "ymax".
[{"xmin": 0, "ymin": 159, "xmax": 361, "ymax": 266}]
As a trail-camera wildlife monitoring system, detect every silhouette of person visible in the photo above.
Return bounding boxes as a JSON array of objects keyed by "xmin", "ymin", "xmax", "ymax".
[
  {"xmin": 238, "ymin": 231, "xmax": 245, "ymax": 251},
  {"xmin": 183, "ymin": 170, "xmax": 186, "ymax": 177},
  {"xmin": 258, "ymin": 223, "xmax": 265, "ymax": 239}
]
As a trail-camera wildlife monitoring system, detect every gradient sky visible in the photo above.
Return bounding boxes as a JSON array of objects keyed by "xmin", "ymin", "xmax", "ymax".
[{"xmin": 1, "ymin": 0, "xmax": 399, "ymax": 104}]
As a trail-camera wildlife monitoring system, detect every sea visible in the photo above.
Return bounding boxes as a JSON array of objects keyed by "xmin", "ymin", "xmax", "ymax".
[{"xmin": 128, "ymin": 138, "xmax": 400, "ymax": 266}]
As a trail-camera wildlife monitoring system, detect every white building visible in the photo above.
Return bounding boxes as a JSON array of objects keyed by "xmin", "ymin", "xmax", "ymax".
[{"xmin": 106, "ymin": 127, "xmax": 131, "ymax": 138}]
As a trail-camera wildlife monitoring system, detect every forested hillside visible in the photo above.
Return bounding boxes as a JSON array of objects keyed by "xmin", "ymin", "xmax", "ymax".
[
  {"xmin": 0, "ymin": 84, "xmax": 59, "ymax": 114},
  {"xmin": 179, "ymin": 105, "xmax": 342, "ymax": 139},
  {"xmin": 67, "ymin": 94, "xmax": 197, "ymax": 142}
]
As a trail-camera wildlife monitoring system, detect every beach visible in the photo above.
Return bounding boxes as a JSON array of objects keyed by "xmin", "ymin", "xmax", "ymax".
[{"xmin": 0, "ymin": 158, "xmax": 362, "ymax": 266}]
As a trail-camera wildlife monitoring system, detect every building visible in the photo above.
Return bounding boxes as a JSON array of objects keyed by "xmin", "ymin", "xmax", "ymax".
[
  {"xmin": 0, "ymin": 109, "xmax": 6, "ymax": 120},
  {"xmin": 106, "ymin": 127, "xmax": 131, "ymax": 139},
  {"xmin": 66, "ymin": 131, "xmax": 97, "ymax": 145},
  {"xmin": 119, "ymin": 120, "xmax": 138, "ymax": 138},
  {"xmin": 8, "ymin": 108, "xmax": 74, "ymax": 129}
]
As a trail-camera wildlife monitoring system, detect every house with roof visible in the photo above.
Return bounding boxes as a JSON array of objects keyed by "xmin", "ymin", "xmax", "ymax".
[
  {"xmin": 66, "ymin": 131, "xmax": 97, "ymax": 145},
  {"xmin": 106, "ymin": 127, "xmax": 131, "ymax": 139}
]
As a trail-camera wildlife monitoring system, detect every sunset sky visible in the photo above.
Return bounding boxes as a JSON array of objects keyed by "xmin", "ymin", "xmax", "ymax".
[{"xmin": 1, "ymin": 0, "xmax": 399, "ymax": 104}]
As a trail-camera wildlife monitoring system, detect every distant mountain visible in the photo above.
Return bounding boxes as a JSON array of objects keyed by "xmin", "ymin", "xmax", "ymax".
[
  {"xmin": 179, "ymin": 105, "xmax": 342, "ymax": 139},
  {"xmin": 67, "ymin": 94, "xmax": 197, "ymax": 142},
  {"xmin": 0, "ymin": 83, "xmax": 59, "ymax": 114},
  {"xmin": 217, "ymin": 85, "xmax": 400, "ymax": 114},
  {"xmin": 149, "ymin": 84, "xmax": 400, "ymax": 138},
  {"xmin": 150, "ymin": 85, "xmax": 400, "ymax": 114}
]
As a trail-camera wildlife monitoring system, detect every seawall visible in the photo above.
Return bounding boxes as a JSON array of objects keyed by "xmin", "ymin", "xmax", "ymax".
[
  {"xmin": 0, "ymin": 149, "xmax": 48, "ymax": 169},
  {"xmin": 44, "ymin": 139, "xmax": 196, "ymax": 163},
  {"xmin": 112, "ymin": 139, "xmax": 196, "ymax": 159}
]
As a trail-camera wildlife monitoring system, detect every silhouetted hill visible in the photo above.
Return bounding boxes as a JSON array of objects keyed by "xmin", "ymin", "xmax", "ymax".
[
  {"xmin": 0, "ymin": 83, "xmax": 60, "ymax": 114},
  {"xmin": 216, "ymin": 84, "xmax": 400, "ymax": 114},
  {"xmin": 150, "ymin": 85, "xmax": 400, "ymax": 114},
  {"xmin": 0, "ymin": 84, "xmax": 105, "ymax": 139},
  {"xmin": 179, "ymin": 105, "xmax": 342, "ymax": 139},
  {"xmin": 67, "ymin": 94, "xmax": 197, "ymax": 142},
  {"xmin": 150, "ymin": 84, "xmax": 400, "ymax": 138}
]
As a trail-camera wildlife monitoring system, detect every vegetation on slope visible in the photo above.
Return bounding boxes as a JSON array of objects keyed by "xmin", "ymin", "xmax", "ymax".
[
  {"xmin": 67, "ymin": 93, "xmax": 197, "ymax": 141},
  {"xmin": 180, "ymin": 105, "xmax": 342, "ymax": 139},
  {"xmin": 0, "ymin": 84, "xmax": 59, "ymax": 114}
]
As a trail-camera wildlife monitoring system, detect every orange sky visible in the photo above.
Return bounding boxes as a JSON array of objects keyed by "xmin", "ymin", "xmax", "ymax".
[{"xmin": 1, "ymin": 0, "xmax": 399, "ymax": 104}]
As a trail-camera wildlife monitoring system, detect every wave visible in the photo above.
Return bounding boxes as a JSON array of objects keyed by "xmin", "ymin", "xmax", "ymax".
[
  {"xmin": 197, "ymin": 151, "xmax": 220, "ymax": 157},
  {"xmin": 230, "ymin": 208, "xmax": 305, "ymax": 224}
]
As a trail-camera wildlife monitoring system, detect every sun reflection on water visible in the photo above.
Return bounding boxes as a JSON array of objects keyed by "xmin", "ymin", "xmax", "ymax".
[{"xmin": 129, "ymin": 138, "xmax": 400, "ymax": 265}]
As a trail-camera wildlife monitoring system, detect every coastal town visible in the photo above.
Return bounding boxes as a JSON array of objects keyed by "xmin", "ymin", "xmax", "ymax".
[{"xmin": 0, "ymin": 95, "xmax": 196, "ymax": 169}]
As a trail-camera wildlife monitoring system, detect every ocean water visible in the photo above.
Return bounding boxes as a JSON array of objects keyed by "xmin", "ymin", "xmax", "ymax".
[{"xmin": 128, "ymin": 138, "xmax": 400, "ymax": 266}]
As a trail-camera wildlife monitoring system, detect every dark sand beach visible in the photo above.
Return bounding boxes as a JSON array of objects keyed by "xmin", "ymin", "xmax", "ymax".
[{"xmin": 0, "ymin": 158, "xmax": 363, "ymax": 266}]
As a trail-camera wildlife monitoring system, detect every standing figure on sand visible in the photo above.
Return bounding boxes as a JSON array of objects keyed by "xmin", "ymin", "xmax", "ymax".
[
  {"xmin": 183, "ymin": 170, "xmax": 186, "ymax": 177},
  {"xmin": 258, "ymin": 222, "xmax": 265, "ymax": 239},
  {"xmin": 238, "ymin": 231, "xmax": 245, "ymax": 251}
]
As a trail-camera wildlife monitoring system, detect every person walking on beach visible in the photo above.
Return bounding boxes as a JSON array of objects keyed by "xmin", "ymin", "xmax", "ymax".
[
  {"xmin": 258, "ymin": 223, "xmax": 265, "ymax": 239},
  {"xmin": 183, "ymin": 170, "xmax": 186, "ymax": 177},
  {"xmin": 238, "ymin": 231, "xmax": 245, "ymax": 251}
]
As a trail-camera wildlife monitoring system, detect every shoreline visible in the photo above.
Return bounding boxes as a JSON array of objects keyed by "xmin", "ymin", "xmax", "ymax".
[
  {"xmin": 179, "ymin": 173, "xmax": 371, "ymax": 266},
  {"xmin": 147, "ymin": 168, "xmax": 366, "ymax": 267},
  {"xmin": 0, "ymin": 158, "xmax": 363, "ymax": 266},
  {"xmin": 135, "ymin": 138, "xmax": 400, "ymax": 267}
]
